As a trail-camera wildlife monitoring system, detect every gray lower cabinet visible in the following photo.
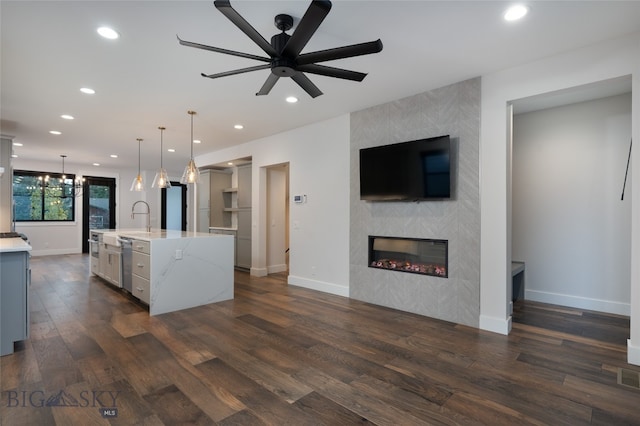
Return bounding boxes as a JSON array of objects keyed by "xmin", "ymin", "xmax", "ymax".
[
  {"xmin": 1, "ymin": 250, "xmax": 30, "ymax": 356},
  {"xmin": 236, "ymin": 209, "xmax": 251, "ymax": 270},
  {"xmin": 210, "ymin": 228, "xmax": 237, "ymax": 265}
]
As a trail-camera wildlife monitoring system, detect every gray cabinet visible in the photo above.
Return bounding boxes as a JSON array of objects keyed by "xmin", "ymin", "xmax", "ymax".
[
  {"xmin": 237, "ymin": 164, "xmax": 252, "ymax": 208},
  {"xmin": 197, "ymin": 170, "xmax": 211, "ymax": 233},
  {"xmin": 236, "ymin": 164, "xmax": 252, "ymax": 270},
  {"xmin": 1, "ymin": 250, "xmax": 30, "ymax": 356},
  {"xmin": 198, "ymin": 170, "xmax": 233, "ymax": 231},
  {"xmin": 210, "ymin": 170, "xmax": 232, "ymax": 228},
  {"xmin": 210, "ymin": 228, "xmax": 237, "ymax": 265}
]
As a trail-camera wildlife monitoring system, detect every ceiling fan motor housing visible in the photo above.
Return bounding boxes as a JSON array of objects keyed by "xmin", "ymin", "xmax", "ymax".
[
  {"xmin": 274, "ymin": 13, "xmax": 293, "ymax": 32},
  {"xmin": 271, "ymin": 29, "xmax": 297, "ymax": 76}
]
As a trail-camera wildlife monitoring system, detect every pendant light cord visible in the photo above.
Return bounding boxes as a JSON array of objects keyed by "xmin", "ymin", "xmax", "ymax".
[
  {"xmin": 159, "ymin": 127, "xmax": 165, "ymax": 169},
  {"xmin": 188, "ymin": 110, "xmax": 196, "ymax": 160},
  {"xmin": 137, "ymin": 138, "xmax": 142, "ymax": 175}
]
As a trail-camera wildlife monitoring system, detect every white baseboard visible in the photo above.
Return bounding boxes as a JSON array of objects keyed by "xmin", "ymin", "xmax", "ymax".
[
  {"xmin": 250, "ymin": 267, "xmax": 268, "ymax": 277},
  {"xmin": 287, "ymin": 275, "xmax": 349, "ymax": 297},
  {"xmin": 479, "ymin": 314, "xmax": 511, "ymax": 335},
  {"xmin": 525, "ymin": 289, "xmax": 630, "ymax": 316},
  {"xmin": 30, "ymin": 248, "xmax": 81, "ymax": 257},
  {"xmin": 267, "ymin": 264, "xmax": 288, "ymax": 274},
  {"xmin": 628, "ymin": 339, "xmax": 640, "ymax": 366}
]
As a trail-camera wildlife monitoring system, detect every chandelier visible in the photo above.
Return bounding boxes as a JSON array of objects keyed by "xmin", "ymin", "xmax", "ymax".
[{"xmin": 39, "ymin": 155, "xmax": 84, "ymax": 197}]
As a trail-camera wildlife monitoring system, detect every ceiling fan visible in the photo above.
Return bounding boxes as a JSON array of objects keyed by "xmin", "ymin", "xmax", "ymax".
[{"xmin": 177, "ymin": 0, "xmax": 383, "ymax": 98}]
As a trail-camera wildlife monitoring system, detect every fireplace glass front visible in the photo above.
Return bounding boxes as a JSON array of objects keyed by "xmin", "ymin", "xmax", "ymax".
[{"xmin": 368, "ymin": 236, "xmax": 448, "ymax": 278}]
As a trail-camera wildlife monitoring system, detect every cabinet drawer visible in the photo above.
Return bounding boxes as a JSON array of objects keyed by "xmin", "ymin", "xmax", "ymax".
[
  {"xmin": 132, "ymin": 274, "xmax": 150, "ymax": 304},
  {"xmin": 132, "ymin": 239, "xmax": 150, "ymax": 254},
  {"xmin": 132, "ymin": 251, "xmax": 150, "ymax": 280}
]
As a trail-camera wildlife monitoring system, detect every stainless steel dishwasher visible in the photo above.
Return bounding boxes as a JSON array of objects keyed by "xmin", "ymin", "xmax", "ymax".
[{"xmin": 117, "ymin": 237, "xmax": 133, "ymax": 293}]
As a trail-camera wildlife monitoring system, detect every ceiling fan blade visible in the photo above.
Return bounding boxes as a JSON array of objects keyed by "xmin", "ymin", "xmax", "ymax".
[
  {"xmin": 297, "ymin": 39, "xmax": 383, "ymax": 65},
  {"xmin": 178, "ymin": 35, "xmax": 270, "ymax": 62},
  {"xmin": 291, "ymin": 73, "xmax": 323, "ymax": 98},
  {"xmin": 296, "ymin": 64, "xmax": 367, "ymax": 82},
  {"xmin": 282, "ymin": 0, "xmax": 332, "ymax": 58},
  {"xmin": 256, "ymin": 73, "xmax": 280, "ymax": 96},
  {"xmin": 214, "ymin": 0, "xmax": 277, "ymax": 57},
  {"xmin": 201, "ymin": 64, "xmax": 271, "ymax": 79}
]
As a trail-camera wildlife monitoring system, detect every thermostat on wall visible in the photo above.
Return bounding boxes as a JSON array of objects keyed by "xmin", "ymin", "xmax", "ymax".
[{"xmin": 294, "ymin": 195, "xmax": 307, "ymax": 204}]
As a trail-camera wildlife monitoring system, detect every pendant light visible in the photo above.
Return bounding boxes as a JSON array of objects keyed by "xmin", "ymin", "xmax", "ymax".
[
  {"xmin": 152, "ymin": 126, "xmax": 171, "ymax": 189},
  {"xmin": 180, "ymin": 110, "xmax": 200, "ymax": 184},
  {"xmin": 130, "ymin": 138, "xmax": 145, "ymax": 191}
]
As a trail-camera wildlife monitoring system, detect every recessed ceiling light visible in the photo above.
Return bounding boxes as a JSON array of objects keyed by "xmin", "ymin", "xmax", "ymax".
[
  {"xmin": 167, "ymin": 148, "xmax": 175, "ymax": 152},
  {"xmin": 286, "ymin": 96, "xmax": 298, "ymax": 103},
  {"xmin": 11, "ymin": 154, "xmax": 18, "ymax": 158},
  {"xmin": 61, "ymin": 114, "xmax": 74, "ymax": 120},
  {"xmin": 97, "ymin": 26, "xmax": 119, "ymax": 40},
  {"xmin": 93, "ymin": 163, "xmax": 101, "ymax": 166},
  {"xmin": 13, "ymin": 142, "xmax": 23, "ymax": 147},
  {"xmin": 227, "ymin": 162, "xmax": 233, "ymax": 166},
  {"xmin": 110, "ymin": 154, "xmax": 118, "ymax": 158},
  {"xmin": 80, "ymin": 87, "xmax": 95, "ymax": 94},
  {"xmin": 504, "ymin": 4, "xmax": 529, "ymax": 21},
  {"xmin": 49, "ymin": 130, "xmax": 62, "ymax": 135},
  {"xmin": 234, "ymin": 124, "xmax": 244, "ymax": 130},
  {"xmin": 193, "ymin": 139, "xmax": 201, "ymax": 144}
]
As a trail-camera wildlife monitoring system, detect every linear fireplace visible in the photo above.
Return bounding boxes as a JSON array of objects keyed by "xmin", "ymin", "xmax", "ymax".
[{"xmin": 368, "ymin": 236, "xmax": 448, "ymax": 278}]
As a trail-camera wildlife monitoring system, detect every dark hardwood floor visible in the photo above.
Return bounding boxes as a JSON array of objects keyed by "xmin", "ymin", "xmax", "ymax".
[{"xmin": 1, "ymin": 254, "xmax": 639, "ymax": 425}]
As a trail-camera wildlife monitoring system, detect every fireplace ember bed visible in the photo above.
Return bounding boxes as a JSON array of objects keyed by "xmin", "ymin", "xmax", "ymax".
[{"xmin": 368, "ymin": 236, "xmax": 448, "ymax": 278}]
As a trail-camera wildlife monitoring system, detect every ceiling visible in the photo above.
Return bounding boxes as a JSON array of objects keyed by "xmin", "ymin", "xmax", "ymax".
[{"xmin": 2, "ymin": 1, "xmax": 640, "ymax": 174}]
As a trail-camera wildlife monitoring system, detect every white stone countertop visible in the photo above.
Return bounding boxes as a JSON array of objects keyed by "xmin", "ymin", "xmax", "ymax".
[
  {"xmin": 91, "ymin": 228, "xmax": 229, "ymax": 242},
  {"xmin": 0, "ymin": 237, "xmax": 32, "ymax": 253}
]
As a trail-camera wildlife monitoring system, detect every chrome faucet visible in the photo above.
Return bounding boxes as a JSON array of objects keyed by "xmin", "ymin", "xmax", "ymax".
[{"xmin": 131, "ymin": 200, "xmax": 151, "ymax": 232}]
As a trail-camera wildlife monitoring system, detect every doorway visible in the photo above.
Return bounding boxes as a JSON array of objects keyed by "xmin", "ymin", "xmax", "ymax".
[
  {"xmin": 82, "ymin": 176, "xmax": 116, "ymax": 253},
  {"xmin": 510, "ymin": 80, "xmax": 632, "ymax": 317},
  {"xmin": 161, "ymin": 182, "xmax": 187, "ymax": 231},
  {"xmin": 266, "ymin": 163, "xmax": 289, "ymax": 274}
]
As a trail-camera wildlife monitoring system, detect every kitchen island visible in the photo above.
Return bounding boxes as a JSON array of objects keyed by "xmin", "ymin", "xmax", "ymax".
[
  {"xmin": 1, "ymin": 236, "xmax": 31, "ymax": 356},
  {"xmin": 92, "ymin": 229, "xmax": 234, "ymax": 316}
]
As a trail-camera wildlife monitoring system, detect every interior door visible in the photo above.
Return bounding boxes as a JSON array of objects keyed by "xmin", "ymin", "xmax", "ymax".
[{"xmin": 82, "ymin": 176, "xmax": 116, "ymax": 253}]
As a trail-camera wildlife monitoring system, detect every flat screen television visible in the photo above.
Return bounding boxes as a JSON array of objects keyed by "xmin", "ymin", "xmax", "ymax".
[{"xmin": 359, "ymin": 135, "xmax": 451, "ymax": 201}]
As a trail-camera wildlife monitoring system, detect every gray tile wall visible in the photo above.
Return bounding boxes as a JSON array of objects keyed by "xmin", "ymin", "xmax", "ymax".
[{"xmin": 349, "ymin": 78, "xmax": 481, "ymax": 327}]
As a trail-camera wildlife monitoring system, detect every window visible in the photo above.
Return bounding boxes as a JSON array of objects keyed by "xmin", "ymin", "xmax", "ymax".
[{"xmin": 13, "ymin": 170, "xmax": 76, "ymax": 221}]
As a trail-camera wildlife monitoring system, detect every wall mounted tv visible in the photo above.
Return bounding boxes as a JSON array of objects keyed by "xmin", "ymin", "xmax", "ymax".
[{"xmin": 359, "ymin": 135, "xmax": 451, "ymax": 201}]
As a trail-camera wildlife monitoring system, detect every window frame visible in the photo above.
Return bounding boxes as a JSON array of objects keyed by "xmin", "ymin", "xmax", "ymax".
[{"xmin": 13, "ymin": 169, "xmax": 77, "ymax": 222}]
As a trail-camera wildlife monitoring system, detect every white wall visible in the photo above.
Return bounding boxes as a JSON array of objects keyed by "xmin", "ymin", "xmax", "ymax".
[
  {"xmin": 11, "ymin": 158, "xmax": 184, "ymax": 255},
  {"xmin": 197, "ymin": 115, "xmax": 351, "ymax": 296},
  {"xmin": 480, "ymin": 32, "xmax": 640, "ymax": 365},
  {"xmin": 512, "ymin": 94, "xmax": 632, "ymax": 315}
]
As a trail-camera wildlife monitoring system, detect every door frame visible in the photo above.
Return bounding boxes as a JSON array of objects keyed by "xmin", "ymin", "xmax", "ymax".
[
  {"xmin": 161, "ymin": 181, "xmax": 187, "ymax": 231},
  {"xmin": 81, "ymin": 176, "xmax": 116, "ymax": 253}
]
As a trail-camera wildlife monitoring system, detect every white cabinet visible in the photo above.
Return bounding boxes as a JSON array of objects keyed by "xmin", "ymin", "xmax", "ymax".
[
  {"xmin": 98, "ymin": 243, "xmax": 121, "ymax": 288},
  {"xmin": 131, "ymin": 239, "xmax": 150, "ymax": 304}
]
